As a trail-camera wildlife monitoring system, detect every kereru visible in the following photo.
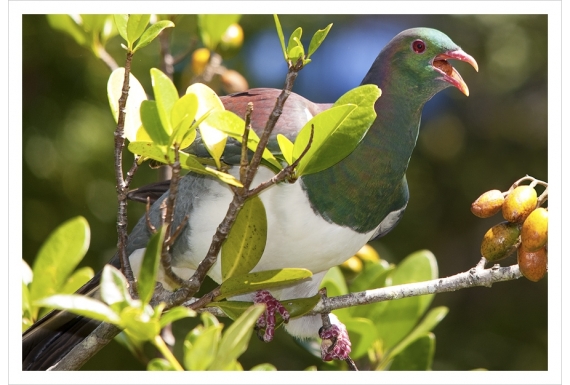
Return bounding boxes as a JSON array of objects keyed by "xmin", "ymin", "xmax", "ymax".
[{"xmin": 23, "ymin": 27, "xmax": 477, "ymax": 370}]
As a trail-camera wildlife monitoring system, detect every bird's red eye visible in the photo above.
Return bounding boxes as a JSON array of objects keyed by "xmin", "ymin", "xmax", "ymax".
[{"xmin": 412, "ymin": 40, "xmax": 426, "ymax": 53}]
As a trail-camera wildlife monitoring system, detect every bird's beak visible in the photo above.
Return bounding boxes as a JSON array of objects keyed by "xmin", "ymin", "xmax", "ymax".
[{"xmin": 432, "ymin": 49, "xmax": 478, "ymax": 96}]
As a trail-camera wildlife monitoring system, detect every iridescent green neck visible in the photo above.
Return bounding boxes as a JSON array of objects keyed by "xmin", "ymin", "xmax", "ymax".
[{"xmin": 300, "ymin": 79, "xmax": 425, "ymax": 233}]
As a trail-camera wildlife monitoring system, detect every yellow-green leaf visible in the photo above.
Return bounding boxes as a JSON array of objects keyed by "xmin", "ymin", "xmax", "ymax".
[
  {"xmin": 107, "ymin": 68, "xmax": 147, "ymax": 142},
  {"xmin": 222, "ymin": 196, "xmax": 267, "ymax": 281},
  {"xmin": 217, "ymin": 268, "xmax": 312, "ymax": 300}
]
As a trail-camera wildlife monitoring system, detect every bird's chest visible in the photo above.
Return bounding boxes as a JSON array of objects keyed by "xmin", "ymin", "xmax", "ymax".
[{"xmin": 180, "ymin": 167, "xmax": 377, "ymax": 284}]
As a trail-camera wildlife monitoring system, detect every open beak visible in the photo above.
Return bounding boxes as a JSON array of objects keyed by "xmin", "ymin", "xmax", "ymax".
[{"xmin": 432, "ymin": 49, "xmax": 478, "ymax": 96}]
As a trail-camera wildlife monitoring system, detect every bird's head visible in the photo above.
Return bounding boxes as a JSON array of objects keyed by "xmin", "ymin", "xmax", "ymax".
[{"xmin": 367, "ymin": 27, "xmax": 478, "ymax": 98}]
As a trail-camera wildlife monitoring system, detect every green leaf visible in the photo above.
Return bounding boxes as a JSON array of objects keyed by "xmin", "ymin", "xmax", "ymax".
[
  {"xmin": 387, "ymin": 306, "xmax": 448, "ymax": 360},
  {"xmin": 35, "ymin": 294, "xmax": 120, "ymax": 324},
  {"xmin": 276, "ymin": 134, "xmax": 294, "ymax": 165},
  {"xmin": 210, "ymin": 304, "xmax": 265, "ymax": 370},
  {"xmin": 349, "ymin": 260, "xmax": 394, "ymax": 318},
  {"xmin": 128, "ymin": 141, "xmax": 243, "ymax": 187},
  {"xmin": 200, "ymin": 311, "xmax": 220, "ymax": 328},
  {"xmin": 134, "ymin": 20, "xmax": 175, "ymax": 52},
  {"xmin": 344, "ymin": 317, "xmax": 378, "ymax": 359},
  {"xmin": 186, "ymin": 83, "xmax": 227, "ymax": 169},
  {"xmin": 273, "ymin": 15, "xmax": 288, "ymax": 62},
  {"xmin": 222, "ymin": 196, "xmax": 267, "ymax": 281},
  {"xmin": 287, "ymin": 27, "xmax": 304, "ymax": 61},
  {"xmin": 29, "ymin": 216, "xmax": 90, "ymax": 305},
  {"xmin": 293, "ymin": 84, "xmax": 381, "ymax": 176},
  {"xmin": 113, "ymin": 14, "xmax": 129, "ymax": 43},
  {"xmin": 100, "ymin": 265, "xmax": 132, "ymax": 308},
  {"xmin": 150, "ymin": 68, "xmax": 179, "ymax": 136},
  {"xmin": 60, "ymin": 266, "xmax": 95, "ymax": 295},
  {"xmin": 22, "ymin": 259, "xmax": 33, "ymax": 286},
  {"xmin": 307, "ymin": 23, "xmax": 333, "ymax": 59},
  {"xmin": 126, "ymin": 14, "xmax": 150, "ymax": 48},
  {"xmin": 293, "ymin": 104, "xmax": 356, "ymax": 175},
  {"xmin": 159, "ymin": 306, "xmax": 196, "ymax": 328},
  {"xmin": 140, "ymin": 100, "xmax": 169, "ymax": 145},
  {"xmin": 373, "ymin": 250, "xmax": 439, "ymax": 351},
  {"xmin": 120, "ymin": 306, "xmax": 161, "ymax": 342},
  {"xmin": 184, "ymin": 323, "xmax": 223, "ymax": 370},
  {"xmin": 217, "ymin": 268, "xmax": 313, "ymax": 300},
  {"xmin": 205, "ymin": 110, "xmax": 282, "ymax": 170},
  {"xmin": 46, "ymin": 14, "xmax": 89, "ymax": 47},
  {"xmin": 107, "ymin": 68, "xmax": 147, "ymax": 142},
  {"xmin": 389, "ymin": 333, "xmax": 435, "ymax": 371},
  {"xmin": 320, "ymin": 266, "xmax": 351, "ymax": 321},
  {"xmin": 197, "ymin": 14, "xmax": 241, "ymax": 51},
  {"xmin": 148, "ymin": 358, "xmax": 176, "ymax": 371},
  {"xmin": 170, "ymin": 93, "xmax": 199, "ymax": 148},
  {"xmin": 251, "ymin": 363, "xmax": 277, "ymax": 371},
  {"xmin": 138, "ymin": 226, "xmax": 166, "ymax": 305}
]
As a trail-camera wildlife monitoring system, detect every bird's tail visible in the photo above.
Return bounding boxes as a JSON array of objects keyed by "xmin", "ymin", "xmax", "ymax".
[{"xmin": 22, "ymin": 310, "xmax": 102, "ymax": 370}]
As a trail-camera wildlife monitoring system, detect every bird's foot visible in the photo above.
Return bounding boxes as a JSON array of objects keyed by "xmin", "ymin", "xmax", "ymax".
[
  {"xmin": 253, "ymin": 290, "xmax": 290, "ymax": 342},
  {"xmin": 319, "ymin": 322, "xmax": 352, "ymax": 361}
]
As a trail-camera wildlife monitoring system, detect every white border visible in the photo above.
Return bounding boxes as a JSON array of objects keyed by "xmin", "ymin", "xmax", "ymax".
[{"xmin": 8, "ymin": 1, "xmax": 565, "ymax": 384}]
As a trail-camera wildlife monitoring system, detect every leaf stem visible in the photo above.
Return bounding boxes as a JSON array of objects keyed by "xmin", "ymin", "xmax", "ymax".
[{"xmin": 153, "ymin": 335, "xmax": 184, "ymax": 371}]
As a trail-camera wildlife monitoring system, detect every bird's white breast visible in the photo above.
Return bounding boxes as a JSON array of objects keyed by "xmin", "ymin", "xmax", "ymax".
[{"xmin": 175, "ymin": 166, "xmax": 378, "ymax": 284}]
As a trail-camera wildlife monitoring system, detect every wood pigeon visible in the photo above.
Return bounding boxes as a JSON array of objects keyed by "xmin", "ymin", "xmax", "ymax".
[{"xmin": 23, "ymin": 27, "xmax": 478, "ymax": 370}]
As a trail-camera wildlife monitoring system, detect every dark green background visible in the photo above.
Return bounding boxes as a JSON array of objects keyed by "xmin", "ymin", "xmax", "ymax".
[{"xmin": 22, "ymin": 14, "xmax": 548, "ymax": 370}]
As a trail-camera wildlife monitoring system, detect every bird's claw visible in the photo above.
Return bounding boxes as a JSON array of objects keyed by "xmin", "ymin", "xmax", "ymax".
[
  {"xmin": 253, "ymin": 290, "xmax": 290, "ymax": 342},
  {"xmin": 319, "ymin": 323, "xmax": 352, "ymax": 361}
]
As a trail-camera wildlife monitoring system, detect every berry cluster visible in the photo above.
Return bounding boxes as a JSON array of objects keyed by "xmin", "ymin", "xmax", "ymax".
[{"xmin": 471, "ymin": 176, "xmax": 548, "ymax": 282}]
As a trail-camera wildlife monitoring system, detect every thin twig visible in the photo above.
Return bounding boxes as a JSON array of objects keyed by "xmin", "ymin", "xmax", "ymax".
[
  {"xmin": 247, "ymin": 124, "xmax": 314, "ymax": 197},
  {"xmin": 114, "ymin": 51, "xmax": 136, "ymax": 285}
]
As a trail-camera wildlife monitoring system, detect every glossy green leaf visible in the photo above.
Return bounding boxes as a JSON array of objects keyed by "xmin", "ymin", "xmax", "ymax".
[
  {"xmin": 134, "ymin": 20, "xmax": 175, "ymax": 52},
  {"xmin": 387, "ymin": 306, "xmax": 448, "ymax": 361},
  {"xmin": 120, "ymin": 306, "xmax": 161, "ymax": 342},
  {"xmin": 60, "ymin": 266, "xmax": 95, "ymax": 295},
  {"xmin": 287, "ymin": 28, "xmax": 304, "ymax": 61},
  {"xmin": 22, "ymin": 281, "xmax": 32, "ymax": 329},
  {"xmin": 205, "ymin": 109, "xmax": 282, "ymax": 170},
  {"xmin": 389, "ymin": 333, "xmax": 435, "ymax": 371},
  {"xmin": 47, "ymin": 15, "xmax": 88, "ymax": 47},
  {"xmin": 217, "ymin": 268, "xmax": 312, "ymax": 300},
  {"xmin": 184, "ymin": 323, "xmax": 223, "ymax": 370},
  {"xmin": 294, "ymin": 84, "xmax": 381, "ymax": 176},
  {"xmin": 107, "ymin": 68, "xmax": 147, "ymax": 142},
  {"xmin": 210, "ymin": 304, "xmax": 265, "ymax": 370},
  {"xmin": 374, "ymin": 250, "xmax": 439, "ymax": 351},
  {"xmin": 138, "ymin": 226, "xmax": 166, "ymax": 305},
  {"xmin": 140, "ymin": 100, "xmax": 169, "ymax": 145},
  {"xmin": 293, "ymin": 104, "xmax": 356, "ymax": 175},
  {"xmin": 100, "ymin": 265, "xmax": 132, "ymax": 308},
  {"xmin": 147, "ymin": 358, "xmax": 176, "ymax": 371},
  {"xmin": 277, "ymin": 134, "xmax": 294, "ymax": 165},
  {"xmin": 349, "ymin": 260, "xmax": 394, "ymax": 318},
  {"xmin": 159, "ymin": 306, "xmax": 197, "ymax": 328},
  {"xmin": 186, "ymin": 83, "xmax": 227, "ymax": 169},
  {"xmin": 307, "ymin": 23, "xmax": 333, "ymax": 59},
  {"xmin": 206, "ymin": 301, "xmax": 251, "ymax": 321},
  {"xmin": 344, "ymin": 317, "xmax": 378, "ymax": 359},
  {"xmin": 113, "ymin": 14, "xmax": 129, "ymax": 42},
  {"xmin": 22, "ymin": 259, "xmax": 33, "ymax": 286},
  {"xmin": 197, "ymin": 14, "xmax": 241, "ymax": 51},
  {"xmin": 222, "ymin": 196, "xmax": 267, "ymax": 281},
  {"xmin": 151, "ymin": 68, "xmax": 179, "ymax": 136},
  {"xmin": 29, "ymin": 216, "xmax": 90, "ymax": 304},
  {"xmin": 126, "ymin": 14, "xmax": 150, "ymax": 48},
  {"xmin": 200, "ymin": 311, "xmax": 220, "ymax": 328},
  {"xmin": 250, "ymin": 363, "xmax": 277, "ymax": 371},
  {"xmin": 281, "ymin": 293, "xmax": 321, "ymax": 319},
  {"xmin": 170, "ymin": 93, "xmax": 199, "ymax": 148},
  {"xmin": 320, "ymin": 266, "xmax": 351, "ymax": 321},
  {"xmin": 273, "ymin": 15, "xmax": 288, "ymax": 62},
  {"xmin": 35, "ymin": 294, "xmax": 120, "ymax": 324},
  {"xmin": 128, "ymin": 141, "xmax": 243, "ymax": 187}
]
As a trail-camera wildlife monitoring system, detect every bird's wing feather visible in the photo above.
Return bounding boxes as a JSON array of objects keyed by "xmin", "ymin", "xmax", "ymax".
[{"xmin": 186, "ymin": 88, "xmax": 332, "ymax": 165}]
